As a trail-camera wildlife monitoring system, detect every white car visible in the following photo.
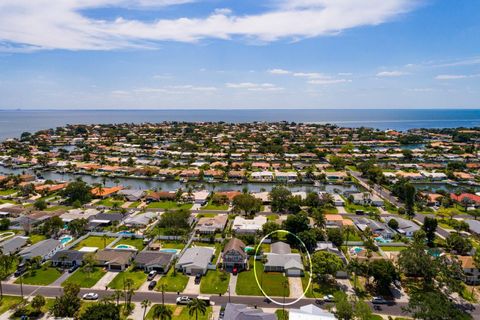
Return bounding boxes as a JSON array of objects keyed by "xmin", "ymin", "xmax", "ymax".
[
  {"xmin": 323, "ymin": 295, "xmax": 335, "ymax": 303},
  {"xmin": 82, "ymin": 293, "xmax": 99, "ymax": 300},
  {"xmin": 371, "ymin": 297, "xmax": 388, "ymax": 305},
  {"xmin": 176, "ymin": 296, "xmax": 191, "ymax": 305}
]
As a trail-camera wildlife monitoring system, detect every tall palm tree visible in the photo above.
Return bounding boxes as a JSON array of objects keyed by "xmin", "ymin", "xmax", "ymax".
[
  {"xmin": 152, "ymin": 304, "xmax": 172, "ymax": 320},
  {"xmin": 113, "ymin": 289, "xmax": 124, "ymax": 306},
  {"xmin": 187, "ymin": 298, "xmax": 207, "ymax": 320},
  {"xmin": 141, "ymin": 299, "xmax": 151, "ymax": 320}
]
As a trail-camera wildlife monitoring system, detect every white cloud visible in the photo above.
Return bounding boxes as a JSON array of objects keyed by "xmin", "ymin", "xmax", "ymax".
[
  {"xmin": 293, "ymin": 72, "xmax": 326, "ymax": 79},
  {"xmin": 435, "ymin": 74, "xmax": 469, "ymax": 80},
  {"xmin": 226, "ymin": 82, "xmax": 283, "ymax": 91},
  {"xmin": 376, "ymin": 71, "xmax": 409, "ymax": 77},
  {"xmin": 0, "ymin": 0, "xmax": 420, "ymax": 51},
  {"xmin": 308, "ymin": 78, "xmax": 350, "ymax": 85},
  {"xmin": 268, "ymin": 69, "xmax": 291, "ymax": 75}
]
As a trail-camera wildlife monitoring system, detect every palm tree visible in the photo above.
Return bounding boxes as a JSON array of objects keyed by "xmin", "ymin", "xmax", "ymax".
[
  {"xmin": 141, "ymin": 299, "xmax": 151, "ymax": 320},
  {"xmin": 187, "ymin": 298, "xmax": 207, "ymax": 320},
  {"xmin": 113, "ymin": 289, "xmax": 124, "ymax": 306},
  {"xmin": 158, "ymin": 283, "xmax": 167, "ymax": 305},
  {"xmin": 152, "ymin": 304, "xmax": 172, "ymax": 320}
]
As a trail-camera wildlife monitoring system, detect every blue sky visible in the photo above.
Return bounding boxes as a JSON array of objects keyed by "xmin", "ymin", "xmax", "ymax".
[{"xmin": 0, "ymin": 0, "xmax": 479, "ymax": 109}]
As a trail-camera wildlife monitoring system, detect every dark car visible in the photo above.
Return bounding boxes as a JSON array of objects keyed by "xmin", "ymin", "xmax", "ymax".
[
  {"xmin": 194, "ymin": 274, "xmax": 202, "ymax": 284},
  {"xmin": 148, "ymin": 281, "xmax": 157, "ymax": 290},
  {"xmin": 68, "ymin": 264, "xmax": 79, "ymax": 273}
]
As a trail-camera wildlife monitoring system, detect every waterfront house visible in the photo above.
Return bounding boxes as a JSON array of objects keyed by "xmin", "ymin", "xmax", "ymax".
[
  {"xmin": 250, "ymin": 171, "xmax": 274, "ymax": 182},
  {"xmin": 222, "ymin": 238, "xmax": 248, "ymax": 273},
  {"xmin": 118, "ymin": 189, "xmax": 146, "ymax": 202},
  {"xmin": 124, "ymin": 211, "xmax": 158, "ymax": 228},
  {"xmin": 192, "ymin": 190, "xmax": 210, "ymax": 205},
  {"xmin": 91, "ymin": 186, "xmax": 124, "ymax": 199},
  {"xmin": 353, "ymin": 217, "xmax": 394, "ymax": 239},
  {"xmin": 176, "ymin": 247, "xmax": 214, "ymax": 275},
  {"xmin": 145, "ymin": 191, "xmax": 176, "ymax": 202}
]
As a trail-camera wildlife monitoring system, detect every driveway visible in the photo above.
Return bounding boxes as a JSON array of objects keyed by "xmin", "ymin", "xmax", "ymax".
[
  {"xmin": 228, "ymin": 273, "xmax": 238, "ymax": 297},
  {"xmin": 138, "ymin": 274, "xmax": 161, "ymax": 292},
  {"xmin": 51, "ymin": 270, "xmax": 74, "ymax": 286},
  {"xmin": 337, "ymin": 206, "xmax": 347, "ymax": 214},
  {"xmin": 288, "ymin": 277, "xmax": 304, "ymax": 298},
  {"xmin": 183, "ymin": 276, "xmax": 200, "ymax": 294},
  {"xmin": 93, "ymin": 271, "xmax": 118, "ymax": 290}
]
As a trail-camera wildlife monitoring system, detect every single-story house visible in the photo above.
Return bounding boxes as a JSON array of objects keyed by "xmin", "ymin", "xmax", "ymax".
[
  {"xmin": 91, "ymin": 186, "xmax": 124, "ymax": 199},
  {"xmin": 353, "ymin": 217, "xmax": 394, "ymax": 239},
  {"xmin": 145, "ymin": 191, "xmax": 176, "ymax": 202},
  {"xmin": 176, "ymin": 247, "xmax": 214, "ymax": 275},
  {"xmin": 289, "ymin": 304, "xmax": 336, "ymax": 320},
  {"xmin": 222, "ymin": 238, "xmax": 248, "ymax": 273},
  {"xmin": 134, "ymin": 251, "xmax": 175, "ymax": 273},
  {"xmin": 117, "ymin": 189, "xmax": 146, "ymax": 202},
  {"xmin": 124, "ymin": 212, "xmax": 158, "ymax": 228},
  {"xmin": 19, "ymin": 238, "xmax": 62, "ymax": 261},
  {"xmin": 223, "ymin": 303, "xmax": 276, "ymax": 320},
  {"xmin": 250, "ymin": 171, "xmax": 274, "ymax": 182},
  {"xmin": 231, "ymin": 216, "xmax": 267, "ymax": 234},
  {"xmin": 384, "ymin": 216, "xmax": 420, "ymax": 237},
  {"xmin": 192, "ymin": 190, "xmax": 210, "ymax": 205},
  {"xmin": 51, "ymin": 250, "xmax": 86, "ymax": 267},
  {"xmin": 95, "ymin": 249, "xmax": 134, "ymax": 271},
  {"xmin": 0, "ymin": 236, "xmax": 28, "ymax": 255},
  {"xmin": 195, "ymin": 214, "xmax": 228, "ymax": 234},
  {"xmin": 332, "ymin": 194, "xmax": 345, "ymax": 206},
  {"xmin": 264, "ymin": 242, "xmax": 304, "ymax": 276}
]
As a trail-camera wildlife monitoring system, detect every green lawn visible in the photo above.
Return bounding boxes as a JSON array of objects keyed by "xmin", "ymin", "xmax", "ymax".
[
  {"xmin": 45, "ymin": 205, "xmax": 71, "ymax": 211},
  {"xmin": 380, "ymin": 246, "xmax": 408, "ymax": 252},
  {"xmin": 62, "ymin": 266, "xmax": 106, "ymax": 288},
  {"xmin": 96, "ymin": 198, "xmax": 125, "ymax": 207},
  {"xmin": 15, "ymin": 264, "xmax": 62, "ymax": 285},
  {"xmin": 267, "ymin": 214, "xmax": 279, "ymax": 221},
  {"xmin": 147, "ymin": 201, "xmax": 192, "ymax": 210},
  {"xmin": 155, "ymin": 268, "xmax": 189, "ymax": 292},
  {"xmin": 344, "ymin": 202, "xmax": 380, "ymax": 214},
  {"xmin": 73, "ymin": 236, "xmax": 116, "ymax": 250},
  {"xmin": 158, "ymin": 241, "xmax": 185, "ymax": 250},
  {"xmin": 116, "ymin": 238, "xmax": 145, "ymax": 250},
  {"xmin": 201, "ymin": 201, "xmax": 229, "ymax": 210},
  {"xmin": 301, "ymin": 272, "xmax": 342, "ymax": 298},
  {"xmin": 236, "ymin": 260, "xmax": 290, "ymax": 297},
  {"xmin": 129, "ymin": 201, "xmax": 141, "ymax": 208},
  {"xmin": 28, "ymin": 234, "xmax": 47, "ymax": 244},
  {"xmin": 108, "ymin": 268, "xmax": 147, "ymax": 290},
  {"xmin": 0, "ymin": 296, "xmax": 23, "ymax": 315},
  {"xmin": 200, "ymin": 270, "xmax": 230, "ymax": 294},
  {"xmin": 276, "ymin": 310, "xmax": 289, "ymax": 320},
  {"xmin": 0, "ymin": 189, "xmax": 16, "ymax": 196},
  {"xmin": 146, "ymin": 305, "xmax": 212, "ymax": 320}
]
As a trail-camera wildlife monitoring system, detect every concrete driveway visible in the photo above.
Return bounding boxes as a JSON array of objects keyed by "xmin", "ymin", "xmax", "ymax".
[
  {"xmin": 183, "ymin": 276, "xmax": 200, "ymax": 294},
  {"xmin": 288, "ymin": 277, "xmax": 304, "ymax": 298},
  {"xmin": 93, "ymin": 271, "xmax": 118, "ymax": 290}
]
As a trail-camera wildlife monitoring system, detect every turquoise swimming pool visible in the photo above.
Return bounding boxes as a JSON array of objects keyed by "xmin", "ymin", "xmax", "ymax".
[
  {"xmin": 160, "ymin": 249, "xmax": 178, "ymax": 254},
  {"xmin": 60, "ymin": 235, "xmax": 73, "ymax": 246}
]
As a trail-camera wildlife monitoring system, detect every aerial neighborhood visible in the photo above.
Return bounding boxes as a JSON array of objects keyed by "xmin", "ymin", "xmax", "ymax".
[{"xmin": 0, "ymin": 122, "xmax": 479, "ymax": 319}]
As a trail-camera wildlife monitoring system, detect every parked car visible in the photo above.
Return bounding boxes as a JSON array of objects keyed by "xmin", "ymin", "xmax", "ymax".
[
  {"xmin": 323, "ymin": 295, "xmax": 335, "ymax": 303},
  {"xmin": 147, "ymin": 270, "xmax": 157, "ymax": 281},
  {"xmin": 176, "ymin": 296, "xmax": 192, "ymax": 305},
  {"xmin": 82, "ymin": 293, "xmax": 99, "ymax": 300},
  {"xmin": 68, "ymin": 264, "xmax": 79, "ymax": 273},
  {"xmin": 372, "ymin": 297, "xmax": 388, "ymax": 305},
  {"xmin": 232, "ymin": 267, "xmax": 238, "ymax": 275},
  {"xmin": 148, "ymin": 280, "xmax": 157, "ymax": 290},
  {"xmin": 14, "ymin": 263, "xmax": 26, "ymax": 277},
  {"xmin": 194, "ymin": 274, "xmax": 202, "ymax": 284}
]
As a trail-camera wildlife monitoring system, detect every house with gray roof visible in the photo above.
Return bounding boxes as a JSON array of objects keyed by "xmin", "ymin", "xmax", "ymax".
[
  {"xmin": 465, "ymin": 219, "xmax": 480, "ymax": 235},
  {"xmin": 384, "ymin": 216, "xmax": 420, "ymax": 237},
  {"xmin": 118, "ymin": 189, "xmax": 146, "ymax": 202},
  {"xmin": 353, "ymin": 217, "xmax": 394, "ymax": 239},
  {"xmin": 51, "ymin": 250, "xmax": 86, "ymax": 267},
  {"xmin": 223, "ymin": 303, "xmax": 276, "ymax": 320},
  {"xmin": 134, "ymin": 251, "xmax": 174, "ymax": 273},
  {"xmin": 0, "ymin": 236, "xmax": 27, "ymax": 255},
  {"xmin": 19, "ymin": 238, "xmax": 62, "ymax": 261},
  {"xmin": 264, "ymin": 242, "xmax": 304, "ymax": 276},
  {"xmin": 176, "ymin": 247, "xmax": 214, "ymax": 275},
  {"xmin": 124, "ymin": 212, "xmax": 158, "ymax": 228}
]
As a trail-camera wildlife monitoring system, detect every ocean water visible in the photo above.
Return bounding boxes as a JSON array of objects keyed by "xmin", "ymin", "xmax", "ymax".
[{"xmin": 0, "ymin": 109, "xmax": 479, "ymax": 141}]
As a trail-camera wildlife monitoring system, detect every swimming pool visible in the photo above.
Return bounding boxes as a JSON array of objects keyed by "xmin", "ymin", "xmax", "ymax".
[
  {"xmin": 115, "ymin": 244, "xmax": 136, "ymax": 250},
  {"xmin": 374, "ymin": 236, "xmax": 392, "ymax": 244},
  {"xmin": 118, "ymin": 231, "xmax": 134, "ymax": 236},
  {"xmin": 60, "ymin": 235, "xmax": 73, "ymax": 246},
  {"xmin": 160, "ymin": 249, "xmax": 178, "ymax": 254}
]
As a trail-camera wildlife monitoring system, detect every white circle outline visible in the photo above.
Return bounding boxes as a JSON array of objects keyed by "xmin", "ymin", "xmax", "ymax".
[{"xmin": 253, "ymin": 229, "xmax": 313, "ymax": 306}]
